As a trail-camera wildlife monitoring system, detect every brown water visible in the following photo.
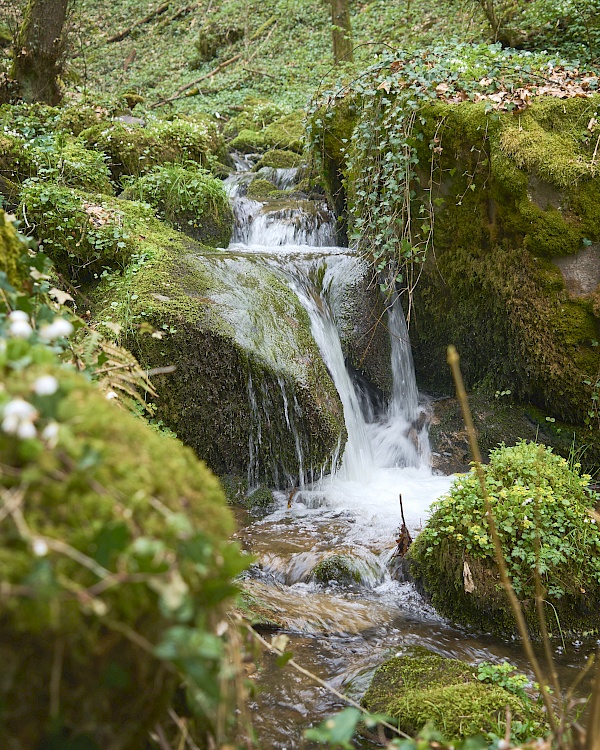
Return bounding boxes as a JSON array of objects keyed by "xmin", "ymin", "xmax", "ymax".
[{"xmin": 236, "ymin": 503, "xmax": 598, "ymax": 749}]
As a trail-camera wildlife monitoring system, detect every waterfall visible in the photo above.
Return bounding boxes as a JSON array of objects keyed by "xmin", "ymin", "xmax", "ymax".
[{"xmin": 227, "ymin": 157, "xmax": 438, "ymax": 500}]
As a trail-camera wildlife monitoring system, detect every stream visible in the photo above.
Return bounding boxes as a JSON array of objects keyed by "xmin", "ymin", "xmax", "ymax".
[{"xmin": 222, "ymin": 157, "xmax": 594, "ymax": 747}]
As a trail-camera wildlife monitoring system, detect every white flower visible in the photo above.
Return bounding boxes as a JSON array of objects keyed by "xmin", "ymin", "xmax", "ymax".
[
  {"xmin": 2, "ymin": 398, "xmax": 38, "ymax": 437},
  {"xmin": 32, "ymin": 538, "xmax": 49, "ymax": 557},
  {"xmin": 33, "ymin": 375, "xmax": 59, "ymax": 396},
  {"xmin": 8, "ymin": 310, "xmax": 30, "ymax": 323},
  {"xmin": 8, "ymin": 319, "xmax": 33, "ymax": 338},
  {"xmin": 39, "ymin": 318, "xmax": 74, "ymax": 342},
  {"xmin": 17, "ymin": 420, "xmax": 37, "ymax": 439},
  {"xmin": 41, "ymin": 421, "xmax": 60, "ymax": 445},
  {"xmin": 105, "ymin": 390, "xmax": 118, "ymax": 400}
]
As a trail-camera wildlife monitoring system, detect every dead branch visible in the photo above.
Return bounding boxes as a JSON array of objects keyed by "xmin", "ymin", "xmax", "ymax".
[
  {"xmin": 151, "ymin": 16, "xmax": 276, "ymax": 108},
  {"xmin": 107, "ymin": 2, "xmax": 170, "ymax": 43}
]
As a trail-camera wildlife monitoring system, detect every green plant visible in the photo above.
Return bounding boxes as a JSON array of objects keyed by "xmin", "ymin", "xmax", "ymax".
[
  {"xmin": 19, "ymin": 183, "xmax": 150, "ymax": 279},
  {"xmin": 123, "ymin": 163, "xmax": 233, "ymax": 247},
  {"xmin": 477, "ymin": 661, "xmax": 537, "ymax": 700},
  {"xmin": 414, "ymin": 440, "xmax": 600, "ymax": 599}
]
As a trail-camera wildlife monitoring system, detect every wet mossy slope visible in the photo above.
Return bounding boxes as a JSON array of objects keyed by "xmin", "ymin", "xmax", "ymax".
[{"xmin": 92, "ymin": 204, "xmax": 346, "ymax": 487}]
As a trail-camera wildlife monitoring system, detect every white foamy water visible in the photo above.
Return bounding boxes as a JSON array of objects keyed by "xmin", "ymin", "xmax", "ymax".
[{"xmin": 224, "ymin": 158, "xmax": 454, "ymax": 568}]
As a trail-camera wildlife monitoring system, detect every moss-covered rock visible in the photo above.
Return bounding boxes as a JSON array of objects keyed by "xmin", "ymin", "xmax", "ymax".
[
  {"xmin": 311, "ymin": 554, "xmax": 361, "ymax": 585},
  {"xmin": 311, "ymin": 90, "xmax": 600, "ymax": 437},
  {"xmin": 91, "ymin": 203, "xmax": 346, "ymax": 487},
  {"xmin": 229, "ymin": 111, "xmax": 304, "ymax": 154},
  {"xmin": 254, "ymin": 149, "xmax": 304, "ymax": 170},
  {"xmin": 0, "ymin": 351, "xmax": 243, "ymax": 750},
  {"xmin": 79, "ymin": 116, "xmax": 223, "ymax": 182},
  {"xmin": 408, "ymin": 441, "xmax": 600, "ymax": 638},
  {"xmin": 0, "ymin": 131, "xmax": 112, "ymax": 195},
  {"xmin": 0, "ymin": 209, "xmax": 25, "ymax": 287},
  {"xmin": 362, "ymin": 648, "xmax": 545, "ymax": 741},
  {"xmin": 245, "ymin": 177, "xmax": 285, "ymax": 201},
  {"xmin": 122, "ymin": 164, "xmax": 232, "ymax": 247},
  {"xmin": 19, "ymin": 183, "xmax": 147, "ymax": 280}
]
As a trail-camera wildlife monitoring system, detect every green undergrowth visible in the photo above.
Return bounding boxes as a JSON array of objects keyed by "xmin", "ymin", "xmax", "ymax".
[
  {"xmin": 122, "ymin": 163, "xmax": 233, "ymax": 247},
  {"xmin": 409, "ymin": 440, "xmax": 600, "ymax": 637},
  {"xmin": 362, "ymin": 647, "xmax": 546, "ymax": 742},
  {"xmin": 79, "ymin": 116, "xmax": 224, "ymax": 183},
  {"xmin": 19, "ymin": 183, "xmax": 151, "ymax": 279},
  {"xmin": 61, "ymin": 0, "xmax": 487, "ymax": 116}
]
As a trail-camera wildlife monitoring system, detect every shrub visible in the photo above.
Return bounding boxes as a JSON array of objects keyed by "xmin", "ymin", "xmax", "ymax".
[
  {"xmin": 409, "ymin": 440, "xmax": 600, "ymax": 636},
  {"xmin": 122, "ymin": 164, "xmax": 233, "ymax": 247}
]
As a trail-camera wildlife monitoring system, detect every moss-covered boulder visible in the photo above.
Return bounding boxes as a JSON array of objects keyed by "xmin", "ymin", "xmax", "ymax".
[
  {"xmin": 311, "ymin": 554, "xmax": 361, "ymax": 585},
  {"xmin": 79, "ymin": 116, "xmax": 224, "ymax": 182},
  {"xmin": 122, "ymin": 163, "xmax": 233, "ymax": 247},
  {"xmin": 245, "ymin": 177, "xmax": 285, "ymax": 202},
  {"xmin": 91, "ymin": 203, "xmax": 346, "ymax": 487},
  {"xmin": 254, "ymin": 149, "xmax": 304, "ymax": 170},
  {"xmin": 19, "ymin": 183, "xmax": 146, "ymax": 279},
  {"xmin": 0, "ymin": 347, "xmax": 244, "ymax": 749},
  {"xmin": 0, "ymin": 131, "xmax": 112, "ymax": 198},
  {"xmin": 362, "ymin": 648, "xmax": 545, "ymax": 741},
  {"xmin": 408, "ymin": 441, "xmax": 600, "ymax": 638},
  {"xmin": 309, "ymin": 56, "xmax": 600, "ymax": 437},
  {"xmin": 229, "ymin": 111, "xmax": 304, "ymax": 154},
  {"xmin": 0, "ymin": 210, "xmax": 25, "ymax": 287}
]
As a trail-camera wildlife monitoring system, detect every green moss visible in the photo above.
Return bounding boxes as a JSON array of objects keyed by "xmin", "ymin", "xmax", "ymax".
[
  {"xmin": 254, "ymin": 149, "xmax": 304, "ymax": 170},
  {"xmin": 230, "ymin": 128, "xmax": 267, "ymax": 153},
  {"xmin": 262, "ymin": 111, "xmax": 304, "ymax": 152},
  {"xmin": 19, "ymin": 183, "xmax": 148, "ymax": 279},
  {"xmin": 0, "ymin": 359, "xmax": 241, "ymax": 750},
  {"xmin": 79, "ymin": 116, "xmax": 223, "ymax": 182},
  {"xmin": 311, "ymin": 554, "xmax": 360, "ymax": 585},
  {"xmin": 409, "ymin": 441, "xmax": 600, "ymax": 638},
  {"xmin": 223, "ymin": 100, "xmax": 287, "ymax": 140},
  {"xmin": 90, "ymin": 209, "xmax": 345, "ymax": 487},
  {"xmin": 122, "ymin": 163, "xmax": 232, "ymax": 247},
  {"xmin": 0, "ymin": 132, "xmax": 112, "ymax": 194},
  {"xmin": 362, "ymin": 648, "xmax": 545, "ymax": 741},
  {"xmin": 245, "ymin": 177, "xmax": 284, "ymax": 201},
  {"xmin": 0, "ymin": 210, "xmax": 26, "ymax": 287}
]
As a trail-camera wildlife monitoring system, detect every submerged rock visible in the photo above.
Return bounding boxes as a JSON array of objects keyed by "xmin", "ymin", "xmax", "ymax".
[{"xmin": 362, "ymin": 647, "xmax": 545, "ymax": 741}]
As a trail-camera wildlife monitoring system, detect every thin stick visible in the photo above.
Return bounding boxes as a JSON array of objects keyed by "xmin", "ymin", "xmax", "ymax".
[
  {"xmin": 399, "ymin": 493, "xmax": 407, "ymax": 528},
  {"xmin": 446, "ymin": 345, "xmax": 559, "ymax": 734},
  {"xmin": 233, "ymin": 613, "xmax": 411, "ymax": 740}
]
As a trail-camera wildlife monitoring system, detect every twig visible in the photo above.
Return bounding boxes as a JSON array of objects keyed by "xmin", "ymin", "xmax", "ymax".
[
  {"xmin": 107, "ymin": 2, "xmax": 170, "ymax": 43},
  {"xmin": 151, "ymin": 53, "xmax": 241, "ymax": 108},
  {"xmin": 243, "ymin": 66, "xmax": 276, "ymax": 79},
  {"xmin": 446, "ymin": 345, "xmax": 559, "ymax": 735}
]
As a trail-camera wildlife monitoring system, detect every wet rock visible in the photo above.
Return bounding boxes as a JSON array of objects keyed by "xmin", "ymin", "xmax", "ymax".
[{"xmin": 92, "ymin": 204, "xmax": 346, "ymax": 487}]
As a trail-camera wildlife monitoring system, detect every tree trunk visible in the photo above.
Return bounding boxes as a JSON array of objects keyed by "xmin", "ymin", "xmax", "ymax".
[
  {"xmin": 12, "ymin": 0, "xmax": 70, "ymax": 105},
  {"xmin": 331, "ymin": 0, "xmax": 353, "ymax": 64}
]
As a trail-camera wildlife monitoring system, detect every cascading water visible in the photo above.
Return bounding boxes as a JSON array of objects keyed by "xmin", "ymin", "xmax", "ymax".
[{"xmin": 220, "ymin": 155, "xmax": 575, "ymax": 749}]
